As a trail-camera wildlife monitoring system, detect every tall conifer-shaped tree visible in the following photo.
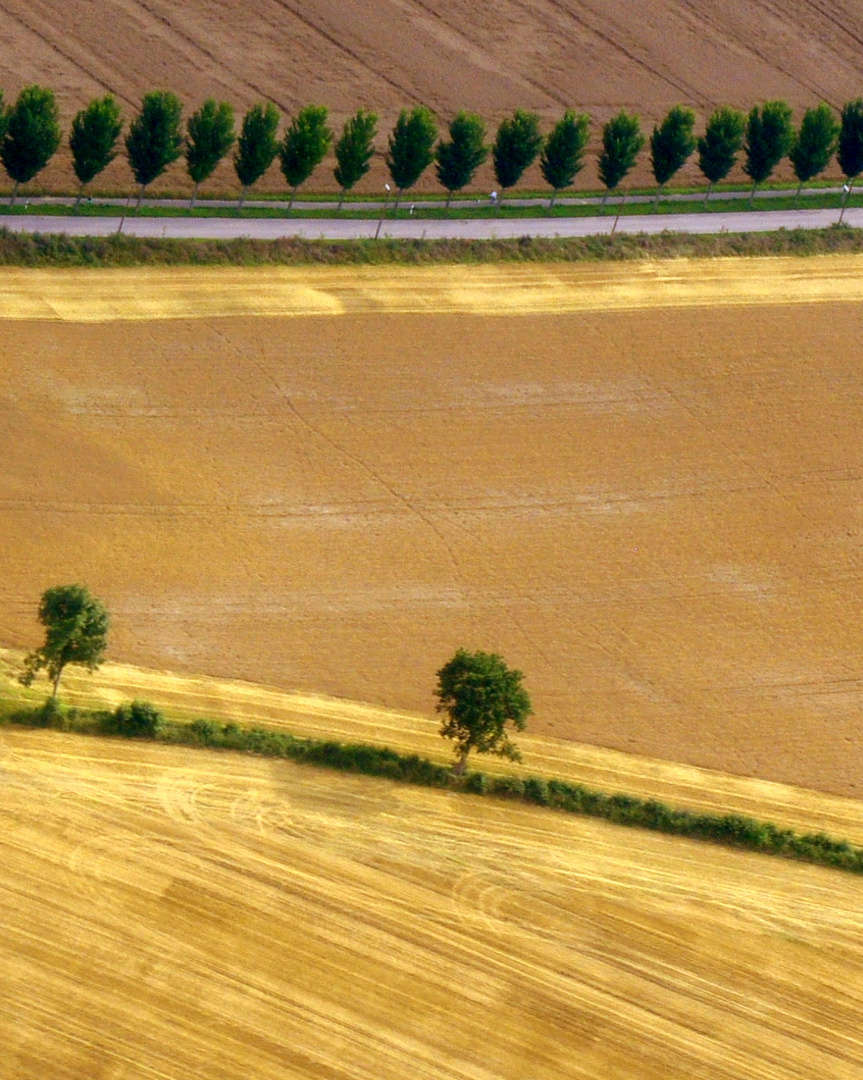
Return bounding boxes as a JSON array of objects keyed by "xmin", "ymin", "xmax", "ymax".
[
  {"xmin": 789, "ymin": 103, "xmax": 838, "ymax": 203},
  {"xmin": 280, "ymin": 105, "xmax": 332, "ymax": 209},
  {"xmin": 185, "ymin": 99, "xmax": 235, "ymax": 209},
  {"xmin": 697, "ymin": 105, "xmax": 746, "ymax": 205},
  {"xmin": 598, "ymin": 111, "xmax": 644, "ymax": 208},
  {"xmin": 540, "ymin": 110, "xmax": 590, "ymax": 206},
  {"xmin": 435, "ymin": 111, "xmax": 488, "ymax": 208},
  {"xmin": 649, "ymin": 105, "xmax": 696, "ymax": 205},
  {"xmin": 743, "ymin": 100, "xmax": 793, "ymax": 206},
  {"xmin": 233, "ymin": 102, "xmax": 280, "ymax": 210},
  {"xmin": 838, "ymin": 99, "xmax": 863, "ymax": 223},
  {"xmin": 386, "ymin": 106, "xmax": 437, "ymax": 207},
  {"xmin": 125, "ymin": 91, "xmax": 183, "ymax": 208},
  {"xmin": 69, "ymin": 95, "xmax": 123, "ymax": 208},
  {"xmin": 333, "ymin": 109, "xmax": 378, "ymax": 210},
  {"xmin": 1, "ymin": 85, "xmax": 62, "ymax": 205}
]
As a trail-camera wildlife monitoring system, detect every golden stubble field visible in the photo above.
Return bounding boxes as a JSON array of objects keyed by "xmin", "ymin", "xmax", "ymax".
[
  {"xmin": 4, "ymin": 258, "xmax": 863, "ymax": 797},
  {"xmin": 3, "ymin": 725, "xmax": 863, "ymax": 1080}
]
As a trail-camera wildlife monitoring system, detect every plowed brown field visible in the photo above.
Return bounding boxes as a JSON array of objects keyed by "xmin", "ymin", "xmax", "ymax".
[
  {"xmin": 4, "ymin": 258, "xmax": 863, "ymax": 798},
  {"xmin": 3, "ymin": 725, "xmax": 863, "ymax": 1080},
  {"xmin": 4, "ymin": 0, "xmax": 863, "ymax": 194}
]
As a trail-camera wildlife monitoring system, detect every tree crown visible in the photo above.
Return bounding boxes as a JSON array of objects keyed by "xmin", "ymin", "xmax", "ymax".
[
  {"xmin": 697, "ymin": 106, "xmax": 746, "ymax": 185},
  {"xmin": 649, "ymin": 105, "xmax": 696, "ymax": 187},
  {"xmin": 789, "ymin": 103, "xmax": 838, "ymax": 184},
  {"xmin": 838, "ymin": 99, "xmax": 863, "ymax": 180},
  {"xmin": 743, "ymin": 100, "xmax": 793, "ymax": 185},
  {"xmin": 334, "ymin": 109, "xmax": 378, "ymax": 192},
  {"xmin": 21, "ymin": 584, "xmax": 109, "ymax": 693},
  {"xmin": 125, "ymin": 90, "xmax": 183, "ymax": 188},
  {"xmin": 1, "ymin": 85, "xmax": 62, "ymax": 185},
  {"xmin": 280, "ymin": 104, "xmax": 333, "ymax": 189},
  {"xmin": 492, "ymin": 109, "xmax": 543, "ymax": 190},
  {"xmin": 69, "ymin": 95, "xmax": 123, "ymax": 187},
  {"xmin": 540, "ymin": 110, "xmax": 591, "ymax": 192},
  {"xmin": 386, "ymin": 106, "xmax": 438, "ymax": 191},
  {"xmin": 185, "ymin": 99, "xmax": 235, "ymax": 185},
  {"xmin": 435, "ymin": 648, "xmax": 532, "ymax": 771},
  {"xmin": 435, "ymin": 111, "xmax": 488, "ymax": 194},
  {"xmin": 234, "ymin": 102, "xmax": 281, "ymax": 189},
  {"xmin": 598, "ymin": 110, "xmax": 644, "ymax": 191}
]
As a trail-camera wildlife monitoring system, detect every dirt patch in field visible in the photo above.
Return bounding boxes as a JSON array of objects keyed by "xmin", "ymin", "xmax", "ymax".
[
  {"xmin": 3, "ymin": 262, "xmax": 863, "ymax": 796},
  {"xmin": 2, "ymin": 728, "xmax": 863, "ymax": 1080}
]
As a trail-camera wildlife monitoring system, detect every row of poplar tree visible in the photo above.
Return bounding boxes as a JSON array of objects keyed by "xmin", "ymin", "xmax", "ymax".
[{"xmin": 2, "ymin": 86, "xmax": 863, "ymax": 209}]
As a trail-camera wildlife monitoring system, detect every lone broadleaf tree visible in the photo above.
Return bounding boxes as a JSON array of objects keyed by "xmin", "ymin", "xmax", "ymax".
[
  {"xmin": 838, "ymin": 99, "xmax": 863, "ymax": 223},
  {"xmin": 185, "ymin": 99, "xmax": 235, "ymax": 209},
  {"xmin": 540, "ymin": 110, "xmax": 590, "ymax": 206},
  {"xmin": 280, "ymin": 105, "xmax": 333, "ymax": 209},
  {"xmin": 649, "ymin": 105, "xmax": 696, "ymax": 204},
  {"xmin": 697, "ymin": 105, "xmax": 746, "ymax": 205},
  {"xmin": 598, "ymin": 110, "xmax": 644, "ymax": 207},
  {"xmin": 435, "ymin": 648, "xmax": 532, "ymax": 775},
  {"xmin": 435, "ymin": 111, "xmax": 488, "ymax": 208},
  {"xmin": 789, "ymin": 103, "xmax": 839, "ymax": 202},
  {"xmin": 233, "ymin": 102, "xmax": 280, "ymax": 210},
  {"xmin": 125, "ymin": 91, "xmax": 183, "ymax": 208},
  {"xmin": 743, "ymin": 100, "xmax": 793, "ymax": 206},
  {"xmin": 386, "ymin": 106, "xmax": 437, "ymax": 207},
  {"xmin": 492, "ymin": 109, "xmax": 543, "ymax": 199},
  {"xmin": 1, "ymin": 85, "xmax": 62, "ymax": 205},
  {"xmin": 69, "ymin": 95, "xmax": 123, "ymax": 207},
  {"xmin": 334, "ymin": 109, "xmax": 378, "ymax": 209},
  {"xmin": 20, "ymin": 585, "xmax": 109, "ymax": 699}
]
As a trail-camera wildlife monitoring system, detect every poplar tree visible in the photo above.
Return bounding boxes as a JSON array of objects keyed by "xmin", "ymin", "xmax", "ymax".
[
  {"xmin": 838, "ymin": 99, "xmax": 863, "ymax": 223},
  {"xmin": 386, "ymin": 106, "xmax": 437, "ymax": 207},
  {"xmin": 743, "ymin": 100, "xmax": 793, "ymax": 206},
  {"xmin": 435, "ymin": 111, "xmax": 488, "ymax": 208},
  {"xmin": 185, "ymin": 99, "xmax": 235, "ymax": 209},
  {"xmin": 598, "ymin": 111, "xmax": 644, "ymax": 208},
  {"xmin": 125, "ymin": 91, "xmax": 183, "ymax": 208},
  {"xmin": 69, "ymin": 95, "xmax": 123, "ymax": 208},
  {"xmin": 492, "ymin": 110, "xmax": 543, "ymax": 200},
  {"xmin": 233, "ymin": 102, "xmax": 280, "ymax": 210},
  {"xmin": 1, "ymin": 85, "xmax": 62, "ymax": 205},
  {"xmin": 333, "ymin": 109, "xmax": 378, "ymax": 210},
  {"xmin": 697, "ymin": 105, "xmax": 745, "ymax": 205},
  {"xmin": 540, "ymin": 110, "xmax": 590, "ymax": 206},
  {"xmin": 649, "ymin": 105, "xmax": 696, "ymax": 205},
  {"xmin": 789, "ymin": 103, "xmax": 838, "ymax": 203},
  {"xmin": 280, "ymin": 104, "xmax": 332, "ymax": 209}
]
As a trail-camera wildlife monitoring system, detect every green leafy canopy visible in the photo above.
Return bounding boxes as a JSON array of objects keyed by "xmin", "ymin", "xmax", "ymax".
[
  {"xmin": 125, "ymin": 90, "xmax": 183, "ymax": 189},
  {"xmin": 697, "ymin": 105, "xmax": 746, "ymax": 185},
  {"xmin": 540, "ymin": 110, "xmax": 591, "ymax": 194},
  {"xmin": 598, "ymin": 110, "xmax": 644, "ymax": 191},
  {"xmin": 790, "ymin": 103, "xmax": 839, "ymax": 185},
  {"xmin": 186, "ymin": 99, "xmax": 235, "ymax": 186},
  {"xmin": 493, "ymin": 109, "xmax": 543, "ymax": 190},
  {"xmin": 20, "ymin": 584, "xmax": 109, "ymax": 697},
  {"xmin": 743, "ymin": 100, "xmax": 793, "ymax": 187},
  {"xmin": 234, "ymin": 101, "xmax": 281, "ymax": 190},
  {"xmin": 280, "ymin": 105, "xmax": 333, "ymax": 191},
  {"xmin": 649, "ymin": 105, "xmax": 696, "ymax": 187},
  {"xmin": 435, "ymin": 111, "xmax": 488, "ymax": 195},
  {"xmin": 334, "ymin": 109, "xmax": 378, "ymax": 193},
  {"xmin": 386, "ymin": 106, "xmax": 437, "ymax": 192},
  {"xmin": 1, "ymin": 85, "xmax": 62, "ymax": 186},
  {"xmin": 70, "ymin": 95, "xmax": 123, "ymax": 188}
]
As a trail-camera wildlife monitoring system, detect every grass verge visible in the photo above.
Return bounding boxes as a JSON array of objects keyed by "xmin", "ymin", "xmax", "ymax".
[
  {"xmin": 1, "ymin": 225, "xmax": 863, "ymax": 267},
  {"xmin": 5, "ymin": 697, "xmax": 863, "ymax": 875}
]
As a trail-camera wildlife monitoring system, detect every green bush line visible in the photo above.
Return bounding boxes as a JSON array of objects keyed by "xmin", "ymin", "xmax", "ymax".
[
  {"xmin": 5, "ymin": 698, "xmax": 862, "ymax": 875},
  {"xmin": 2, "ymin": 225, "xmax": 863, "ymax": 268}
]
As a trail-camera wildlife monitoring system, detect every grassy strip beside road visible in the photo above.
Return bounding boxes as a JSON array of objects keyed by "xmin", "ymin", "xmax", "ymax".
[
  {"xmin": 3, "ymin": 224, "xmax": 863, "ymax": 267},
  {"xmin": 5, "ymin": 697, "xmax": 863, "ymax": 876}
]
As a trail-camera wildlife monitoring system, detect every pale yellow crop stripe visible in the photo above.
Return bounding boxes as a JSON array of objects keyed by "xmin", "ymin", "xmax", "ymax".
[{"xmin": 2, "ymin": 255, "xmax": 863, "ymax": 320}]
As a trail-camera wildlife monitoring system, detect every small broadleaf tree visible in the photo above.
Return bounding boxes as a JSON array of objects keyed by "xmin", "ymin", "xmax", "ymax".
[
  {"xmin": 649, "ymin": 105, "xmax": 696, "ymax": 204},
  {"xmin": 492, "ymin": 109, "xmax": 543, "ymax": 201},
  {"xmin": 386, "ymin": 105, "xmax": 438, "ymax": 207},
  {"xmin": 435, "ymin": 111, "xmax": 488, "ymax": 208},
  {"xmin": 233, "ymin": 102, "xmax": 280, "ymax": 210},
  {"xmin": 20, "ymin": 584, "xmax": 109, "ymax": 699},
  {"xmin": 185, "ymin": 98, "xmax": 235, "ymax": 209},
  {"xmin": 69, "ymin": 95, "xmax": 123, "ymax": 208},
  {"xmin": 598, "ymin": 110, "xmax": 644, "ymax": 208},
  {"xmin": 125, "ymin": 90, "xmax": 183, "ymax": 208},
  {"xmin": 334, "ymin": 109, "xmax": 378, "ymax": 209},
  {"xmin": 697, "ymin": 105, "xmax": 746, "ymax": 205},
  {"xmin": 838, "ymin": 99, "xmax": 863, "ymax": 223},
  {"xmin": 435, "ymin": 648, "xmax": 532, "ymax": 775},
  {"xmin": 280, "ymin": 104, "xmax": 333, "ymax": 209},
  {"xmin": 789, "ymin": 103, "xmax": 839, "ymax": 203},
  {"xmin": 743, "ymin": 100, "xmax": 793, "ymax": 206},
  {"xmin": 1, "ymin": 85, "xmax": 62, "ymax": 205},
  {"xmin": 540, "ymin": 110, "xmax": 590, "ymax": 207}
]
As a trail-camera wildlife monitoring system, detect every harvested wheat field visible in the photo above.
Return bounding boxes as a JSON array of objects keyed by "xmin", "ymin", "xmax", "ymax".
[
  {"xmin": 4, "ymin": 0, "xmax": 863, "ymax": 194},
  {"xmin": 3, "ymin": 725, "xmax": 863, "ymax": 1080},
  {"xmin": 4, "ymin": 257, "xmax": 863, "ymax": 799}
]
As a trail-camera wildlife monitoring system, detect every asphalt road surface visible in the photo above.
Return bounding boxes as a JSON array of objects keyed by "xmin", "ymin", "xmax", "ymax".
[{"xmin": 1, "ymin": 206, "xmax": 860, "ymax": 240}]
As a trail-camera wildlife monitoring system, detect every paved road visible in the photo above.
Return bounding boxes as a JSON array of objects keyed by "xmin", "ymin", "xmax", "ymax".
[{"xmin": 2, "ymin": 205, "xmax": 860, "ymax": 240}]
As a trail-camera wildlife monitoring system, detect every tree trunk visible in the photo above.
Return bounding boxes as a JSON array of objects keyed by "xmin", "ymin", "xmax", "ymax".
[
  {"xmin": 793, "ymin": 180, "xmax": 803, "ymax": 208},
  {"xmin": 445, "ymin": 190, "xmax": 452, "ymax": 210},
  {"xmin": 74, "ymin": 182, "xmax": 85, "ymax": 211},
  {"xmin": 600, "ymin": 190, "xmax": 608, "ymax": 214},
  {"xmin": 452, "ymin": 746, "xmax": 470, "ymax": 776},
  {"xmin": 748, "ymin": 181, "xmax": 757, "ymax": 209},
  {"xmin": 288, "ymin": 186, "xmax": 297, "ymax": 211},
  {"xmin": 189, "ymin": 182, "xmax": 200, "ymax": 211},
  {"xmin": 703, "ymin": 183, "xmax": 713, "ymax": 208},
  {"xmin": 135, "ymin": 183, "xmax": 146, "ymax": 211},
  {"xmin": 237, "ymin": 186, "xmax": 249, "ymax": 213},
  {"xmin": 839, "ymin": 179, "xmax": 854, "ymax": 224},
  {"xmin": 653, "ymin": 182, "xmax": 664, "ymax": 208},
  {"xmin": 51, "ymin": 667, "xmax": 63, "ymax": 700},
  {"xmin": 393, "ymin": 190, "xmax": 402, "ymax": 210},
  {"xmin": 549, "ymin": 190, "xmax": 557, "ymax": 209},
  {"xmin": 10, "ymin": 180, "xmax": 19, "ymax": 207},
  {"xmin": 338, "ymin": 190, "xmax": 346, "ymax": 211}
]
